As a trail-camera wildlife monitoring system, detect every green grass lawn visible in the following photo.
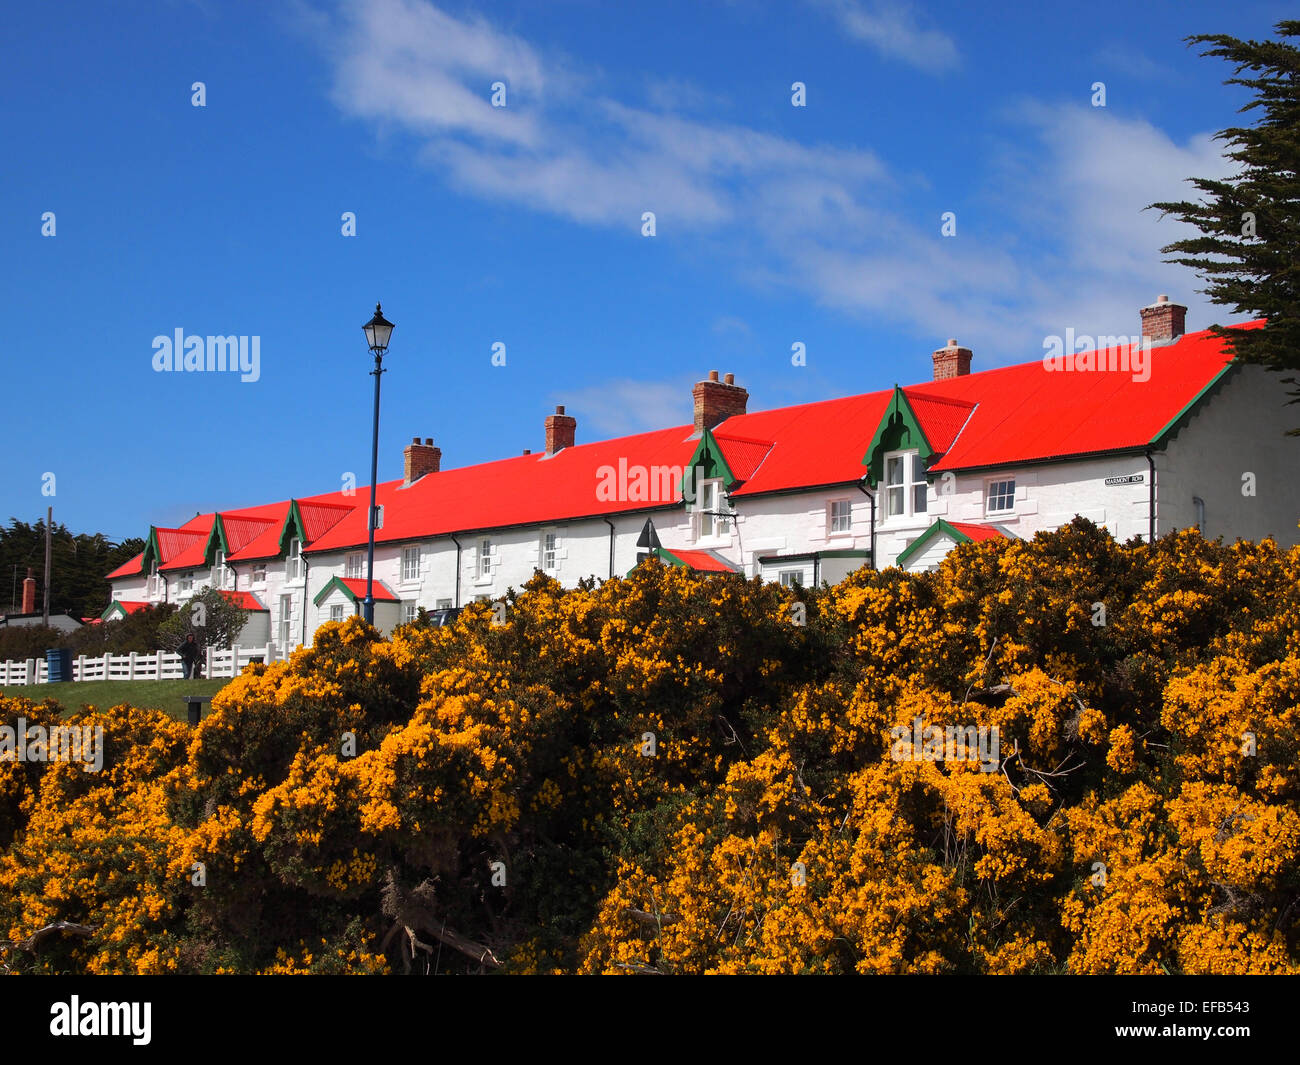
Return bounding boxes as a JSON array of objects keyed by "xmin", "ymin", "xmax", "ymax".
[{"xmin": 0, "ymin": 677, "xmax": 232, "ymax": 721}]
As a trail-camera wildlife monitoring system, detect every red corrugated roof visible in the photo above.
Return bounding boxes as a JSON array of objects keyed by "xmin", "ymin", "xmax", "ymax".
[
  {"xmin": 219, "ymin": 589, "xmax": 267, "ymax": 611},
  {"xmin": 667, "ymin": 548, "xmax": 737, "ymax": 572},
  {"xmin": 336, "ymin": 578, "xmax": 399, "ymax": 602},
  {"xmin": 306, "ymin": 426, "xmax": 698, "ymax": 553},
  {"xmin": 713, "ymin": 433, "xmax": 774, "ymax": 483},
  {"xmin": 947, "ymin": 522, "xmax": 1008, "ymax": 543},
  {"xmin": 106, "ymin": 552, "xmax": 144, "ymax": 579},
  {"xmin": 156, "ymin": 523, "xmax": 212, "ymax": 572},
  {"xmin": 110, "ymin": 601, "xmax": 151, "ymax": 614}
]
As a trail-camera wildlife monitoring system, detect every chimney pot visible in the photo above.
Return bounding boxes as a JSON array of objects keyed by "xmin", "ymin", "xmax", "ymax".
[
  {"xmin": 693, "ymin": 372, "xmax": 749, "ymax": 434},
  {"xmin": 724, "ymin": 372, "xmax": 735, "ymax": 385},
  {"xmin": 1140, "ymin": 294, "xmax": 1187, "ymax": 344},
  {"xmin": 403, "ymin": 436, "xmax": 441, "ymax": 484},
  {"xmin": 932, "ymin": 340, "xmax": 973, "ymax": 380},
  {"xmin": 523, "ymin": 448, "xmax": 532, "ymax": 455}
]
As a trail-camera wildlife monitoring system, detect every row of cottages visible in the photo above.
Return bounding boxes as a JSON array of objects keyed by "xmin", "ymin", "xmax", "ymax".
[{"xmin": 105, "ymin": 296, "xmax": 1299, "ymax": 652}]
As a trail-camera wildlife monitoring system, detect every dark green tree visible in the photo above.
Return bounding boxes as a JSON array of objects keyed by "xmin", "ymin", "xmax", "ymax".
[{"xmin": 1149, "ymin": 21, "xmax": 1300, "ymax": 433}]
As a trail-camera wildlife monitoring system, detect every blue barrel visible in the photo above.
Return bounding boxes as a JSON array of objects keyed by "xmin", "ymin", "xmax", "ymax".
[{"xmin": 45, "ymin": 647, "xmax": 72, "ymax": 683}]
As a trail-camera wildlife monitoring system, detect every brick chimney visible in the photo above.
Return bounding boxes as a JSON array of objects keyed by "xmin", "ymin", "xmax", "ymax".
[
  {"xmin": 21, "ymin": 568, "xmax": 36, "ymax": 614},
  {"xmin": 932, "ymin": 339, "xmax": 973, "ymax": 380},
  {"xmin": 545, "ymin": 405, "xmax": 576, "ymax": 455},
  {"xmin": 1140, "ymin": 294, "xmax": 1187, "ymax": 344},
  {"xmin": 403, "ymin": 437, "xmax": 441, "ymax": 485},
  {"xmin": 693, "ymin": 371, "xmax": 748, "ymax": 434}
]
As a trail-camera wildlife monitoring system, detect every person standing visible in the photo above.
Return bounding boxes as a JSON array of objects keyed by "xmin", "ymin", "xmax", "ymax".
[{"xmin": 180, "ymin": 633, "xmax": 201, "ymax": 679}]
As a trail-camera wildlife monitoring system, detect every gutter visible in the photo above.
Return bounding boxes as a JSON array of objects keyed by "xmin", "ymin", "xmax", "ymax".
[
  {"xmin": 602, "ymin": 517, "xmax": 615, "ymax": 578},
  {"xmin": 856, "ymin": 478, "xmax": 877, "ymax": 570},
  {"xmin": 301, "ymin": 556, "xmax": 310, "ymax": 647},
  {"xmin": 450, "ymin": 533, "xmax": 462, "ymax": 608},
  {"xmin": 1146, "ymin": 451, "xmax": 1157, "ymax": 544}
]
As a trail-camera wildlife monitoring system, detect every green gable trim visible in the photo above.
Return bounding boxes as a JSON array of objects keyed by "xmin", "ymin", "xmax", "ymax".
[
  {"xmin": 895, "ymin": 518, "xmax": 973, "ymax": 569},
  {"xmin": 624, "ymin": 547, "xmax": 679, "ymax": 577},
  {"xmin": 100, "ymin": 602, "xmax": 127, "ymax": 621},
  {"xmin": 1149, "ymin": 359, "xmax": 1239, "ymax": 449},
  {"xmin": 279, "ymin": 500, "xmax": 309, "ymax": 556},
  {"xmin": 313, "ymin": 575, "xmax": 360, "ymax": 607},
  {"xmin": 683, "ymin": 426, "xmax": 738, "ymax": 491},
  {"xmin": 203, "ymin": 514, "xmax": 229, "ymax": 567},
  {"xmin": 140, "ymin": 527, "xmax": 162, "ymax": 572},
  {"xmin": 863, "ymin": 386, "xmax": 935, "ymax": 487}
]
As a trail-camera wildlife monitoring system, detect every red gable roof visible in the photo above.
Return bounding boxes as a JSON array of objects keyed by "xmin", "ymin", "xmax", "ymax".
[
  {"xmin": 665, "ymin": 548, "xmax": 738, "ymax": 572},
  {"xmin": 156, "ymin": 521, "xmax": 212, "ymax": 572},
  {"xmin": 106, "ymin": 552, "xmax": 145, "ymax": 579},
  {"xmin": 305, "ymin": 425, "xmax": 699, "ymax": 553},
  {"xmin": 919, "ymin": 325, "xmax": 1245, "ymax": 472},
  {"xmin": 336, "ymin": 578, "xmax": 399, "ymax": 602},
  {"xmin": 946, "ymin": 522, "xmax": 1008, "ymax": 543},
  {"xmin": 219, "ymin": 590, "xmax": 268, "ymax": 611}
]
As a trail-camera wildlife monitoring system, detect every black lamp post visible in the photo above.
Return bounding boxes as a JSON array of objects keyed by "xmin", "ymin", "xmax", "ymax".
[{"xmin": 362, "ymin": 302, "xmax": 394, "ymax": 625}]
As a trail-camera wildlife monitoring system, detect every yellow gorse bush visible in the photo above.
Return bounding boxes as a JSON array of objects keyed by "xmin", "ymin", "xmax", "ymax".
[{"xmin": 1, "ymin": 519, "xmax": 1298, "ymax": 974}]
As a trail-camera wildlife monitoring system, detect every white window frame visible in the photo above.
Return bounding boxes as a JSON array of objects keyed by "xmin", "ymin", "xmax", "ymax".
[
  {"xmin": 212, "ymin": 549, "xmax": 233, "ymax": 591},
  {"xmin": 402, "ymin": 602, "xmax": 418, "ymax": 624},
  {"xmin": 401, "ymin": 545, "xmax": 420, "ymax": 583},
  {"xmin": 286, "ymin": 538, "xmax": 302, "ymax": 581},
  {"xmin": 345, "ymin": 552, "xmax": 364, "ymax": 580},
  {"xmin": 435, "ymin": 598, "xmax": 453, "ymax": 609},
  {"xmin": 252, "ymin": 563, "xmax": 267, "ymax": 586},
  {"xmin": 329, "ymin": 603, "xmax": 345, "ymax": 623},
  {"xmin": 883, "ymin": 451, "xmax": 928, "ymax": 520},
  {"xmin": 985, "ymin": 478, "xmax": 1016, "ymax": 516},
  {"xmin": 696, "ymin": 479, "xmax": 731, "ymax": 540},
  {"xmin": 178, "ymin": 573, "xmax": 193, "ymax": 596},
  {"xmin": 477, "ymin": 539, "xmax": 493, "ymax": 581},
  {"xmin": 279, "ymin": 594, "xmax": 293, "ymax": 649},
  {"xmin": 778, "ymin": 570, "xmax": 803, "ymax": 588},
  {"xmin": 541, "ymin": 532, "xmax": 558, "ymax": 572},
  {"xmin": 828, "ymin": 498, "xmax": 852, "ymax": 536}
]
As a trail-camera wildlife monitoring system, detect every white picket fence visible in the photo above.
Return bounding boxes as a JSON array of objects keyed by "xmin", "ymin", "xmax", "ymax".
[{"xmin": 0, "ymin": 644, "xmax": 277, "ymax": 686}]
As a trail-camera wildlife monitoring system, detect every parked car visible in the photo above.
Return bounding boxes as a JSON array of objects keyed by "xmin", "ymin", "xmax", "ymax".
[{"xmin": 427, "ymin": 607, "xmax": 461, "ymax": 628}]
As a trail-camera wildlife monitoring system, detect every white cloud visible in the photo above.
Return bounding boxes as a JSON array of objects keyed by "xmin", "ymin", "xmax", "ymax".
[
  {"xmin": 810, "ymin": 0, "xmax": 960, "ymax": 71},
  {"xmin": 308, "ymin": 0, "xmax": 1236, "ymax": 370},
  {"xmin": 562, "ymin": 379, "xmax": 689, "ymax": 437}
]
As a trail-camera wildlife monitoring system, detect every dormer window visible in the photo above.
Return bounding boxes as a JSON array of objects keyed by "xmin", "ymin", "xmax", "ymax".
[
  {"xmin": 696, "ymin": 479, "xmax": 731, "ymax": 539},
  {"xmin": 884, "ymin": 451, "xmax": 927, "ymax": 519},
  {"xmin": 286, "ymin": 538, "xmax": 302, "ymax": 581},
  {"xmin": 212, "ymin": 549, "xmax": 232, "ymax": 590}
]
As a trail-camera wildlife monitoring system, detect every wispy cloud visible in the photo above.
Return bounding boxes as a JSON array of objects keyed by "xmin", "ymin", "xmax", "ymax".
[
  {"xmin": 810, "ymin": 0, "xmax": 960, "ymax": 71},
  {"xmin": 562, "ymin": 379, "xmax": 689, "ymax": 436},
  {"xmin": 306, "ymin": 0, "xmax": 1232, "ymax": 374}
]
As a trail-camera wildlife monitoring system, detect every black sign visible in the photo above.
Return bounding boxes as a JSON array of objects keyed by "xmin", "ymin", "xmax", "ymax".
[{"xmin": 1105, "ymin": 475, "xmax": 1144, "ymax": 486}]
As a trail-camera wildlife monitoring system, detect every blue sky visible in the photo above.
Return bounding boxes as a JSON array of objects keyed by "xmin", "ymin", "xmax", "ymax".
[{"xmin": 1, "ymin": 0, "xmax": 1287, "ymax": 543}]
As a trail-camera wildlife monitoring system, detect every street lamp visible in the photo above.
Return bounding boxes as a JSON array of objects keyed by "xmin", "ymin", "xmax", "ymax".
[{"xmin": 362, "ymin": 302, "xmax": 394, "ymax": 625}]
